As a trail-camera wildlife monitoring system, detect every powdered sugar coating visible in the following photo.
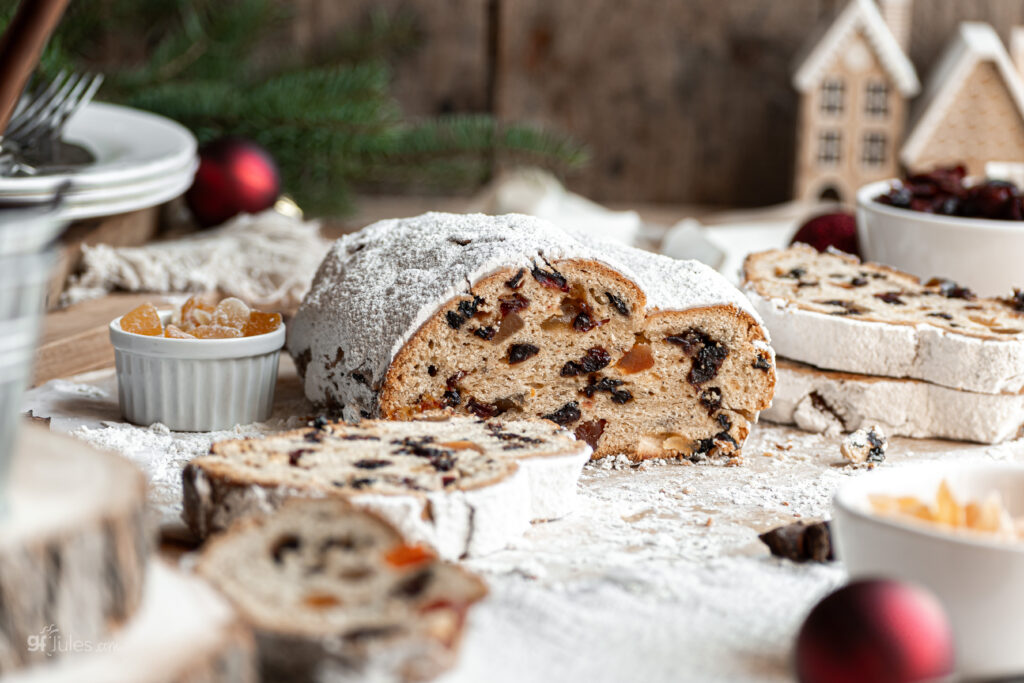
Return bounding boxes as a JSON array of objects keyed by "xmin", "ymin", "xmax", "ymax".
[
  {"xmin": 288, "ymin": 212, "xmax": 766, "ymax": 416},
  {"xmin": 764, "ymin": 360, "xmax": 1024, "ymax": 443},
  {"xmin": 743, "ymin": 246, "xmax": 1024, "ymax": 395},
  {"xmin": 590, "ymin": 238, "xmax": 763, "ymax": 321},
  {"xmin": 749, "ymin": 293, "xmax": 1024, "ymax": 394}
]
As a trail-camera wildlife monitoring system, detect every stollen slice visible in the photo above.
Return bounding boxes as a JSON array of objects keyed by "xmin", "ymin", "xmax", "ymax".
[
  {"xmin": 743, "ymin": 244, "xmax": 1024, "ymax": 394},
  {"xmin": 764, "ymin": 359, "xmax": 1024, "ymax": 444},
  {"xmin": 195, "ymin": 498, "xmax": 487, "ymax": 683},
  {"xmin": 287, "ymin": 212, "xmax": 775, "ymax": 462},
  {"xmin": 183, "ymin": 417, "xmax": 590, "ymax": 559}
]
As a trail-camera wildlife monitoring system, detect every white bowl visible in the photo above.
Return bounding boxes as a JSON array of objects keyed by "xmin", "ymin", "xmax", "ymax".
[
  {"xmin": 833, "ymin": 463, "xmax": 1024, "ymax": 679},
  {"xmin": 857, "ymin": 179, "xmax": 1024, "ymax": 296},
  {"xmin": 109, "ymin": 311, "xmax": 284, "ymax": 431}
]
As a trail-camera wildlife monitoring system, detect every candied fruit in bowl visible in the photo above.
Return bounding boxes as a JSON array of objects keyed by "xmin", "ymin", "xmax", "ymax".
[
  {"xmin": 192, "ymin": 324, "xmax": 244, "ymax": 339},
  {"xmin": 213, "ymin": 297, "xmax": 251, "ymax": 330},
  {"xmin": 121, "ymin": 303, "xmax": 163, "ymax": 336},
  {"xmin": 179, "ymin": 295, "xmax": 216, "ymax": 327},
  {"xmin": 244, "ymin": 311, "xmax": 282, "ymax": 336},
  {"xmin": 118, "ymin": 295, "xmax": 281, "ymax": 338},
  {"xmin": 164, "ymin": 324, "xmax": 195, "ymax": 339}
]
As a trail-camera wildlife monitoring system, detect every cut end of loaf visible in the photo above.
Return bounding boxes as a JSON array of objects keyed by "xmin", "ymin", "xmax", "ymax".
[
  {"xmin": 378, "ymin": 260, "xmax": 774, "ymax": 461},
  {"xmin": 196, "ymin": 498, "xmax": 486, "ymax": 682}
]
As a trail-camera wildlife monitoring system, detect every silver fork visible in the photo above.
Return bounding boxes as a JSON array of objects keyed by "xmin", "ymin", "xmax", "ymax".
[
  {"xmin": 0, "ymin": 71, "xmax": 103, "ymax": 175},
  {"xmin": 7, "ymin": 72, "xmax": 103, "ymax": 149}
]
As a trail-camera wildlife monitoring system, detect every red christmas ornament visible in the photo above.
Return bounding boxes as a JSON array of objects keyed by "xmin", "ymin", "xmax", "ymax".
[
  {"xmin": 186, "ymin": 137, "xmax": 281, "ymax": 228},
  {"xmin": 791, "ymin": 212, "xmax": 860, "ymax": 256},
  {"xmin": 795, "ymin": 579, "xmax": 955, "ymax": 683}
]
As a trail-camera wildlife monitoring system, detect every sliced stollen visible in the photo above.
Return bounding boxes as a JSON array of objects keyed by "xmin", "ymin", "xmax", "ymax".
[
  {"xmin": 195, "ymin": 498, "xmax": 487, "ymax": 683},
  {"xmin": 743, "ymin": 244, "xmax": 1024, "ymax": 394},
  {"xmin": 287, "ymin": 212, "xmax": 775, "ymax": 461},
  {"xmin": 183, "ymin": 417, "xmax": 591, "ymax": 559},
  {"xmin": 764, "ymin": 359, "xmax": 1024, "ymax": 444}
]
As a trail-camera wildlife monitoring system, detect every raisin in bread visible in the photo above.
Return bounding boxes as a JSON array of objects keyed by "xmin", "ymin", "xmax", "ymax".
[
  {"xmin": 196, "ymin": 498, "xmax": 487, "ymax": 683},
  {"xmin": 183, "ymin": 417, "xmax": 590, "ymax": 559},
  {"xmin": 743, "ymin": 245, "xmax": 1024, "ymax": 394},
  {"xmin": 287, "ymin": 212, "xmax": 775, "ymax": 462},
  {"xmin": 763, "ymin": 359, "xmax": 1024, "ymax": 444}
]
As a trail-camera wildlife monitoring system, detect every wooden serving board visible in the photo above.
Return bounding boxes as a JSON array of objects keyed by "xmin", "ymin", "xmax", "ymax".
[{"xmin": 33, "ymin": 293, "xmax": 173, "ymax": 387}]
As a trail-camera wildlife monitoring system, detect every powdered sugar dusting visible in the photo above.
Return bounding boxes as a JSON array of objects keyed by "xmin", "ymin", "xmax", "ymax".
[
  {"xmin": 22, "ymin": 369, "xmax": 313, "ymax": 527},
  {"xmin": 593, "ymin": 238, "xmax": 763, "ymax": 325},
  {"xmin": 447, "ymin": 428, "xmax": 1024, "ymax": 683},
  {"xmin": 26, "ymin": 369, "xmax": 1024, "ymax": 681},
  {"xmin": 287, "ymin": 211, "xmax": 767, "ymax": 417}
]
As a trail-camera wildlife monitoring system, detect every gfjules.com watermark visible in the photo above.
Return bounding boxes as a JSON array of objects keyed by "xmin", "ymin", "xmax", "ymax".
[{"xmin": 26, "ymin": 624, "xmax": 118, "ymax": 657}]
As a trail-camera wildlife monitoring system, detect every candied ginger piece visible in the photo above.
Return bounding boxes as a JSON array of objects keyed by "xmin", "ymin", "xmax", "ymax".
[
  {"xmin": 121, "ymin": 303, "xmax": 163, "ymax": 336},
  {"xmin": 164, "ymin": 324, "xmax": 195, "ymax": 339},
  {"xmin": 192, "ymin": 324, "xmax": 243, "ymax": 339},
  {"xmin": 934, "ymin": 480, "xmax": 963, "ymax": 527},
  {"xmin": 213, "ymin": 297, "xmax": 251, "ymax": 329},
  {"xmin": 179, "ymin": 295, "xmax": 216, "ymax": 326},
  {"xmin": 243, "ymin": 311, "xmax": 282, "ymax": 336}
]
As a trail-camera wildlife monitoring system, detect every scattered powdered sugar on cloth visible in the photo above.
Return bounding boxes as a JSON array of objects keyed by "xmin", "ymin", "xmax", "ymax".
[
  {"xmin": 61, "ymin": 210, "xmax": 328, "ymax": 309},
  {"xmin": 22, "ymin": 368, "xmax": 314, "ymax": 527},
  {"xmin": 22, "ymin": 370, "xmax": 1024, "ymax": 681}
]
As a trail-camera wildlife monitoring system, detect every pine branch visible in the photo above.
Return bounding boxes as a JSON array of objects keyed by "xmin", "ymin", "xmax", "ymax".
[{"xmin": 0, "ymin": 1, "xmax": 591, "ymax": 216}]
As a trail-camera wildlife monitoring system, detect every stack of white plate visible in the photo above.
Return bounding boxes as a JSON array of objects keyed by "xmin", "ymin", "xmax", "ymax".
[{"xmin": 0, "ymin": 102, "xmax": 197, "ymax": 221}]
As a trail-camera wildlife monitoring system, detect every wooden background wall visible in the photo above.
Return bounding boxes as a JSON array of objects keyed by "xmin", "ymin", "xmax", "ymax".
[{"xmin": 286, "ymin": 0, "xmax": 1024, "ymax": 207}]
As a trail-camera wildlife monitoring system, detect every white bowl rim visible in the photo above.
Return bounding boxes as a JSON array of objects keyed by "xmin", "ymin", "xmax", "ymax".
[
  {"xmin": 833, "ymin": 461, "xmax": 1024, "ymax": 555},
  {"xmin": 857, "ymin": 179, "xmax": 1024, "ymax": 233},
  {"xmin": 109, "ymin": 309, "xmax": 285, "ymax": 360}
]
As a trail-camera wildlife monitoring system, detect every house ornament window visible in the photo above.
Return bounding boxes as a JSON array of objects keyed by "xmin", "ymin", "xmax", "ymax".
[
  {"xmin": 818, "ymin": 130, "xmax": 842, "ymax": 165},
  {"xmin": 820, "ymin": 79, "xmax": 844, "ymax": 115},
  {"xmin": 865, "ymin": 81, "xmax": 888, "ymax": 117}
]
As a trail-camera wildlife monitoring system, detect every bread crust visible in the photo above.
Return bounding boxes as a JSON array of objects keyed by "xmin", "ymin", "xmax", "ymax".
[{"xmin": 764, "ymin": 358, "xmax": 1024, "ymax": 443}]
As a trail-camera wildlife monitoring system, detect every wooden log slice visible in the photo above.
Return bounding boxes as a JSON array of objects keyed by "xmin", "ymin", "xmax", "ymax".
[
  {"xmin": 5, "ymin": 561, "xmax": 256, "ymax": 683},
  {"xmin": 0, "ymin": 425, "xmax": 149, "ymax": 673}
]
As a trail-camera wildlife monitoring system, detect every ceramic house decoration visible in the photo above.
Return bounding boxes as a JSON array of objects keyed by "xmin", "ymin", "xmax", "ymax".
[
  {"xmin": 901, "ymin": 22, "xmax": 1024, "ymax": 180},
  {"xmin": 792, "ymin": 0, "xmax": 920, "ymax": 203}
]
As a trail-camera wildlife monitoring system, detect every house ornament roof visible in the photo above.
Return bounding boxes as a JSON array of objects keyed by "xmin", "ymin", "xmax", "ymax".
[
  {"xmin": 902, "ymin": 22, "xmax": 1024, "ymax": 166},
  {"xmin": 793, "ymin": 0, "xmax": 920, "ymax": 97}
]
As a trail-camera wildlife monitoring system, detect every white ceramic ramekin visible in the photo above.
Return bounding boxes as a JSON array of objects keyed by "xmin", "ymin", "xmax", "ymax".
[
  {"xmin": 109, "ymin": 310, "xmax": 285, "ymax": 431},
  {"xmin": 857, "ymin": 179, "xmax": 1024, "ymax": 296},
  {"xmin": 832, "ymin": 463, "xmax": 1024, "ymax": 679}
]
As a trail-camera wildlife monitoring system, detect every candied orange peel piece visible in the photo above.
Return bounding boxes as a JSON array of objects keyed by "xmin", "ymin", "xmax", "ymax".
[
  {"xmin": 213, "ymin": 297, "xmax": 251, "ymax": 329},
  {"xmin": 384, "ymin": 543, "xmax": 435, "ymax": 568},
  {"xmin": 164, "ymin": 324, "xmax": 195, "ymax": 339},
  {"xmin": 121, "ymin": 303, "xmax": 163, "ymax": 336},
  {"xmin": 243, "ymin": 310, "xmax": 282, "ymax": 336},
  {"xmin": 179, "ymin": 295, "xmax": 216, "ymax": 327},
  {"xmin": 192, "ymin": 324, "xmax": 243, "ymax": 339}
]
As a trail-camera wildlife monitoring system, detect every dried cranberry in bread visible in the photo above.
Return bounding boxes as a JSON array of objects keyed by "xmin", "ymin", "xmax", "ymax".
[
  {"xmin": 195, "ymin": 498, "xmax": 486, "ymax": 683},
  {"xmin": 743, "ymin": 245, "xmax": 1024, "ymax": 394},
  {"xmin": 764, "ymin": 359, "xmax": 1024, "ymax": 444},
  {"xmin": 287, "ymin": 212, "xmax": 775, "ymax": 461},
  {"xmin": 183, "ymin": 417, "xmax": 590, "ymax": 559}
]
